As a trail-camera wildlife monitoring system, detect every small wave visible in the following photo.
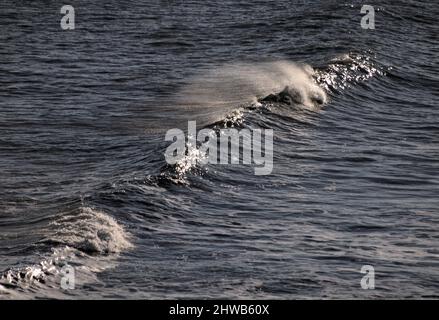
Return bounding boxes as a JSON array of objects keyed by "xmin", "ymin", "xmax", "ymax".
[
  {"xmin": 0, "ymin": 247, "xmax": 78, "ymax": 297},
  {"xmin": 47, "ymin": 207, "xmax": 133, "ymax": 255},
  {"xmin": 0, "ymin": 207, "xmax": 132, "ymax": 298}
]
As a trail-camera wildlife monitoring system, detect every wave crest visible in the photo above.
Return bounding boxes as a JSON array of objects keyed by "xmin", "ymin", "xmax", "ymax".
[
  {"xmin": 48, "ymin": 207, "xmax": 133, "ymax": 255},
  {"xmin": 0, "ymin": 207, "xmax": 133, "ymax": 298}
]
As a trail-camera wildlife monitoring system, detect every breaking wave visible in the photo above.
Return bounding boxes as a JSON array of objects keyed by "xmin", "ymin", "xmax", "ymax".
[
  {"xmin": 47, "ymin": 207, "xmax": 133, "ymax": 255},
  {"xmin": 177, "ymin": 60, "xmax": 328, "ymax": 110},
  {"xmin": 0, "ymin": 207, "xmax": 132, "ymax": 298},
  {"xmin": 160, "ymin": 52, "xmax": 385, "ymax": 182}
]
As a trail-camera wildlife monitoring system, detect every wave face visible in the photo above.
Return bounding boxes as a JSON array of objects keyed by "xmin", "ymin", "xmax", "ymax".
[
  {"xmin": 46, "ymin": 207, "xmax": 133, "ymax": 255},
  {"xmin": 1, "ymin": 0, "xmax": 439, "ymax": 299},
  {"xmin": 0, "ymin": 207, "xmax": 132, "ymax": 298}
]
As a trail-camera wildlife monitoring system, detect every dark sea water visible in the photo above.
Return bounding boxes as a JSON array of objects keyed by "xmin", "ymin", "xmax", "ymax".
[{"xmin": 1, "ymin": 0, "xmax": 438, "ymax": 299}]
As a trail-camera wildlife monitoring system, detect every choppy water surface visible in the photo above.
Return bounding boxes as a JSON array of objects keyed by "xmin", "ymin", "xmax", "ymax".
[{"xmin": 0, "ymin": 1, "xmax": 438, "ymax": 298}]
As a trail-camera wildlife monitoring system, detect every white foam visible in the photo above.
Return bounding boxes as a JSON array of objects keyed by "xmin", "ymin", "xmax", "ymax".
[
  {"xmin": 49, "ymin": 207, "xmax": 133, "ymax": 254},
  {"xmin": 0, "ymin": 207, "xmax": 133, "ymax": 298},
  {"xmin": 176, "ymin": 60, "xmax": 327, "ymax": 111}
]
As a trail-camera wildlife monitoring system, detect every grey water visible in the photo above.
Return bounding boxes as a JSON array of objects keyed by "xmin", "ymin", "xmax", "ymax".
[{"xmin": 0, "ymin": 0, "xmax": 438, "ymax": 299}]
